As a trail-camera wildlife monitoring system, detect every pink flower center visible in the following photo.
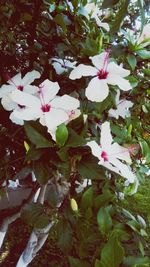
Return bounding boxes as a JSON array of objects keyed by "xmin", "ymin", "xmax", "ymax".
[
  {"xmin": 17, "ymin": 85, "xmax": 24, "ymax": 91},
  {"xmin": 41, "ymin": 104, "xmax": 51, "ymax": 112},
  {"xmin": 97, "ymin": 50, "xmax": 110, "ymax": 80},
  {"xmin": 101, "ymin": 151, "xmax": 108, "ymax": 162},
  {"xmin": 97, "ymin": 69, "xmax": 108, "ymax": 80}
]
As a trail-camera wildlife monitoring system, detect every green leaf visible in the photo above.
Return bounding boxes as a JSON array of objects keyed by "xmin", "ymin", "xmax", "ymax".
[
  {"xmin": 26, "ymin": 147, "xmax": 44, "ymax": 161},
  {"xmin": 123, "ymin": 256, "xmax": 150, "ymax": 266},
  {"xmin": 81, "ymin": 187, "xmax": 93, "ymax": 209},
  {"xmin": 33, "ymin": 161, "xmax": 53, "ymax": 184},
  {"xmin": 94, "ymin": 191, "xmax": 114, "ymax": 209},
  {"xmin": 68, "ymin": 257, "xmax": 90, "ymax": 267},
  {"xmin": 66, "ymin": 128, "xmax": 86, "ymax": 147},
  {"xmin": 54, "ymin": 14, "xmax": 67, "ymax": 33},
  {"xmin": 21, "ymin": 203, "xmax": 50, "ymax": 229},
  {"xmin": 24, "ymin": 122, "xmax": 53, "ymax": 148},
  {"xmin": 139, "ymin": 139, "xmax": 150, "ymax": 163},
  {"xmin": 57, "ymin": 220, "xmax": 72, "ymax": 252},
  {"xmin": 78, "ymin": 155, "xmax": 104, "ymax": 180},
  {"xmin": 97, "ymin": 207, "xmax": 112, "ymax": 235},
  {"xmin": 56, "ymin": 123, "xmax": 68, "ymax": 147},
  {"xmin": 111, "ymin": 0, "xmax": 130, "ymax": 34},
  {"xmin": 137, "ymin": 50, "xmax": 150, "ymax": 59},
  {"xmin": 101, "ymin": 236, "xmax": 125, "ymax": 267},
  {"xmin": 95, "ymin": 259, "xmax": 105, "ymax": 267},
  {"xmin": 127, "ymin": 54, "xmax": 137, "ymax": 70},
  {"xmin": 13, "ymin": 167, "xmax": 31, "ymax": 180}
]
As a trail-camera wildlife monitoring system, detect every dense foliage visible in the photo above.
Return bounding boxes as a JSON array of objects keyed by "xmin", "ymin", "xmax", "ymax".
[{"xmin": 0, "ymin": 0, "xmax": 150, "ymax": 266}]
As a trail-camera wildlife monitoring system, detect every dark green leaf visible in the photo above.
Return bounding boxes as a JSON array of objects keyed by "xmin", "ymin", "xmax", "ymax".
[
  {"xmin": 97, "ymin": 207, "xmax": 112, "ymax": 234},
  {"xmin": 68, "ymin": 256, "xmax": 90, "ymax": 267},
  {"xmin": 127, "ymin": 54, "xmax": 137, "ymax": 70},
  {"xmin": 24, "ymin": 122, "xmax": 53, "ymax": 148},
  {"xmin": 111, "ymin": 0, "xmax": 130, "ymax": 34},
  {"xmin": 66, "ymin": 128, "xmax": 86, "ymax": 147},
  {"xmin": 33, "ymin": 161, "xmax": 53, "ymax": 184}
]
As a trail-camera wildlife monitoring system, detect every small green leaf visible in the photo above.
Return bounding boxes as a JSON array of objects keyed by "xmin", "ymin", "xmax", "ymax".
[
  {"xmin": 56, "ymin": 124, "xmax": 68, "ymax": 147},
  {"xmin": 137, "ymin": 49, "xmax": 150, "ymax": 59},
  {"xmin": 33, "ymin": 161, "xmax": 53, "ymax": 184},
  {"xmin": 54, "ymin": 14, "xmax": 67, "ymax": 32},
  {"xmin": 101, "ymin": 236, "xmax": 125, "ymax": 267},
  {"xmin": 81, "ymin": 187, "xmax": 93, "ymax": 209},
  {"xmin": 139, "ymin": 139, "xmax": 150, "ymax": 163},
  {"xmin": 97, "ymin": 207, "xmax": 112, "ymax": 235},
  {"xmin": 127, "ymin": 54, "xmax": 137, "ymax": 70}
]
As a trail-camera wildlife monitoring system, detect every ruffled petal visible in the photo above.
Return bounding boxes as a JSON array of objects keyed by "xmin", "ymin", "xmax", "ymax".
[
  {"xmin": 107, "ymin": 73, "xmax": 132, "ymax": 91},
  {"xmin": 51, "ymin": 95, "xmax": 80, "ymax": 110},
  {"xmin": 39, "ymin": 79, "xmax": 60, "ymax": 103},
  {"xmin": 1, "ymin": 95, "xmax": 17, "ymax": 111},
  {"xmin": 10, "ymin": 90, "xmax": 40, "ymax": 108},
  {"xmin": 69, "ymin": 64, "xmax": 97, "ymax": 79},
  {"xmin": 90, "ymin": 52, "xmax": 107, "ymax": 69},
  {"xmin": 0, "ymin": 85, "xmax": 15, "ymax": 98},
  {"xmin": 22, "ymin": 70, "xmax": 41, "ymax": 86},
  {"xmin": 85, "ymin": 77, "xmax": 109, "ymax": 102},
  {"xmin": 44, "ymin": 109, "xmax": 68, "ymax": 132},
  {"xmin": 8, "ymin": 73, "xmax": 22, "ymax": 86},
  {"xmin": 107, "ymin": 62, "xmax": 130, "ymax": 77},
  {"xmin": 109, "ymin": 143, "xmax": 131, "ymax": 163}
]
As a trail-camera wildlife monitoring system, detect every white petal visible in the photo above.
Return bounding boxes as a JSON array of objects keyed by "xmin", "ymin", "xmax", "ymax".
[
  {"xmin": 87, "ymin": 140, "xmax": 101, "ymax": 159},
  {"xmin": 9, "ymin": 111, "xmax": 24, "ymax": 125},
  {"xmin": 51, "ymin": 95, "xmax": 80, "ymax": 110},
  {"xmin": 52, "ymin": 61, "xmax": 66, "ymax": 74},
  {"xmin": 0, "ymin": 85, "xmax": 15, "ymax": 98},
  {"xmin": 108, "ymin": 158, "xmax": 135, "ymax": 182},
  {"xmin": 85, "ymin": 77, "xmax": 109, "ymax": 102},
  {"xmin": 108, "ymin": 108, "xmax": 119, "ymax": 119},
  {"xmin": 39, "ymin": 79, "xmax": 60, "ymax": 102},
  {"xmin": 90, "ymin": 52, "xmax": 108, "ymax": 69},
  {"xmin": 12, "ymin": 107, "xmax": 40, "ymax": 121},
  {"xmin": 101, "ymin": 121, "xmax": 113, "ymax": 151},
  {"xmin": 107, "ymin": 62, "xmax": 130, "ymax": 77},
  {"xmin": 8, "ymin": 73, "xmax": 22, "ymax": 86},
  {"xmin": 22, "ymin": 70, "xmax": 41, "ymax": 85},
  {"xmin": 23, "ymin": 85, "xmax": 38, "ymax": 94},
  {"xmin": 1, "ymin": 95, "xmax": 17, "ymax": 111},
  {"xmin": 44, "ymin": 109, "xmax": 68, "ymax": 132},
  {"xmin": 95, "ymin": 18, "xmax": 110, "ymax": 31},
  {"xmin": 107, "ymin": 74, "xmax": 132, "ymax": 91},
  {"xmin": 109, "ymin": 143, "xmax": 131, "ymax": 163},
  {"xmin": 69, "ymin": 64, "xmax": 97, "ymax": 79},
  {"xmin": 138, "ymin": 23, "xmax": 150, "ymax": 43},
  {"xmin": 11, "ymin": 90, "xmax": 40, "ymax": 108}
]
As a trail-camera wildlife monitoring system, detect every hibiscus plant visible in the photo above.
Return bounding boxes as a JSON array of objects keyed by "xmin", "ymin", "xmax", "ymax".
[{"xmin": 0, "ymin": 0, "xmax": 150, "ymax": 267}]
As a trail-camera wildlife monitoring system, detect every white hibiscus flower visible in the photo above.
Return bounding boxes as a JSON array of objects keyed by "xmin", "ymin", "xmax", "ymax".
[
  {"xmin": 87, "ymin": 121, "xmax": 136, "ymax": 183},
  {"xmin": 69, "ymin": 51, "xmax": 132, "ymax": 102},
  {"xmin": 108, "ymin": 90, "xmax": 133, "ymax": 119},
  {"xmin": 83, "ymin": 3, "xmax": 109, "ymax": 31},
  {"xmin": 10, "ymin": 79, "xmax": 80, "ymax": 139},
  {"xmin": 138, "ymin": 23, "xmax": 150, "ymax": 46},
  {"xmin": 0, "ymin": 70, "xmax": 40, "ymax": 112},
  {"xmin": 50, "ymin": 57, "xmax": 77, "ymax": 75}
]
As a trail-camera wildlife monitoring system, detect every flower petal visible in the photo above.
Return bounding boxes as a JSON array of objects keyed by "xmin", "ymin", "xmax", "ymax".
[
  {"xmin": 107, "ymin": 62, "xmax": 130, "ymax": 77},
  {"xmin": 69, "ymin": 64, "xmax": 97, "ymax": 79},
  {"xmin": 1, "ymin": 95, "xmax": 17, "ymax": 111},
  {"xmin": 51, "ymin": 95, "xmax": 80, "ymax": 110},
  {"xmin": 107, "ymin": 74, "xmax": 132, "ymax": 91},
  {"xmin": 22, "ymin": 70, "xmax": 41, "ymax": 86},
  {"xmin": 8, "ymin": 73, "xmax": 22, "ymax": 86},
  {"xmin": 85, "ymin": 77, "xmax": 109, "ymax": 102},
  {"xmin": 12, "ymin": 107, "xmax": 40, "ymax": 121},
  {"xmin": 9, "ymin": 111, "xmax": 24, "ymax": 125},
  {"xmin": 109, "ymin": 143, "xmax": 131, "ymax": 163},
  {"xmin": 39, "ymin": 79, "xmax": 60, "ymax": 102},
  {"xmin": 0, "ymin": 85, "xmax": 15, "ymax": 98},
  {"xmin": 44, "ymin": 109, "xmax": 68, "ymax": 132},
  {"xmin": 100, "ymin": 121, "xmax": 113, "ymax": 150},
  {"xmin": 95, "ymin": 18, "xmax": 110, "ymax": 31},
  {"xmin": 10, "ymin": 90, "xmax": 40, "ymax": 108},
  {"xmin": 90, "ymin": 52, "xmax": 107, "ymax": 69},
  {"xmin": 23, "ymin": 85, "xmax": 38, "ymax": 94},
  {"xmin": 87, "ymin": 140, "xmax": 101, "ymax": 160}
]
